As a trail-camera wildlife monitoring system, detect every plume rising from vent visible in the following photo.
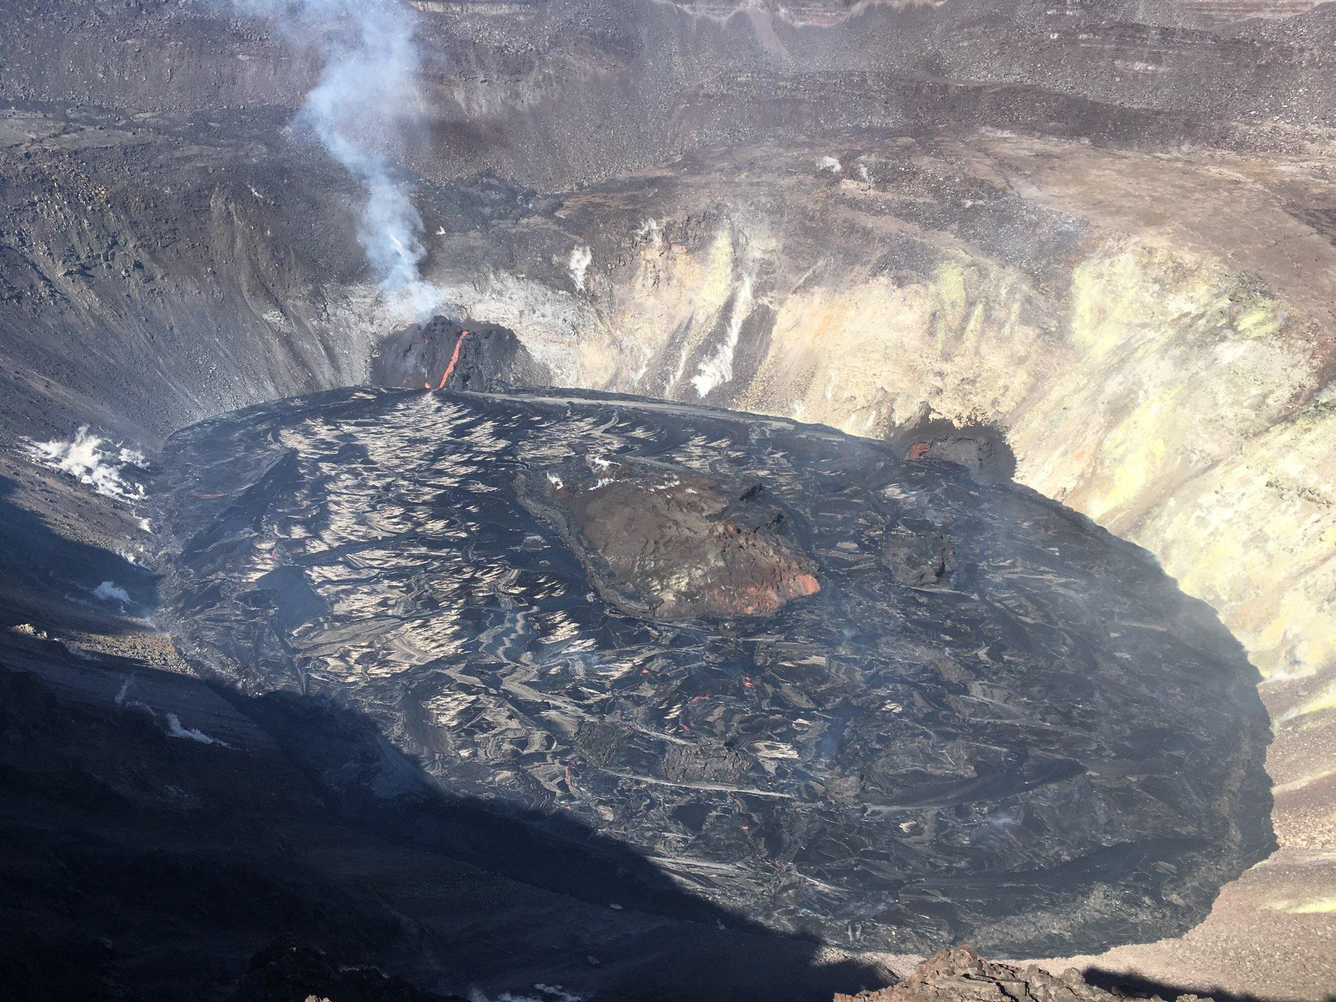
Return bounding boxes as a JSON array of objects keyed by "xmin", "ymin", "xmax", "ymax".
[{"xmin": 230, "ymin": 0, "xmax": 443, "ymax": 315}]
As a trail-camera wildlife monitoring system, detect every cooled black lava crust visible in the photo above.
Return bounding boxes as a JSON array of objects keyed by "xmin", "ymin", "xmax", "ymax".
[{"xmin": 152, "ymin": 386, "xmax": 1273, "ymax": 956}]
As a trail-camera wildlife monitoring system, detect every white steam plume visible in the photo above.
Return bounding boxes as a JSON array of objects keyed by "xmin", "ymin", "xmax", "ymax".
[
  {"xmin": 115, "ymin": 676, "xmax": 231, "ymax": 747},
  {"xmin": 166, "ymin": 712, "xmax": 227, "ymax": 746},
  {"xmin": 24, "ymin": 425, "xmax": 150, "ymax": 503},
  {"xmin": 229, "ymin": 0, "xmax": 444, "ymax": 315}
]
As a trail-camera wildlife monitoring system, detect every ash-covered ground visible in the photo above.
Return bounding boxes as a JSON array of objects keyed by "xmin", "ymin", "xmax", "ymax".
[{"xmin": 148, "ymin": 384, "xmax": 1273, "ymax": 959}]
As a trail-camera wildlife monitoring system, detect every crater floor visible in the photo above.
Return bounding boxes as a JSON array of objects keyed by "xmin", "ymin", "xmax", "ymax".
[{"xmin": 151, "ymin": 386, "xmax": 1274, "ymax": 957}]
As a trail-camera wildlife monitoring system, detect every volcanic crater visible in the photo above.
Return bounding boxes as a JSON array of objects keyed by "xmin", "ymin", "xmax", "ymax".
[{"xmin": 3, "ymin": 1, "xmax": 1336, "ymax": 1000}]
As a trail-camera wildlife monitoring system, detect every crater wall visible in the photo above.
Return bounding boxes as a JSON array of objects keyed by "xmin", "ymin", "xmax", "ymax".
[{"xmin": 1, "ymin": 1, "xmax": 1334, "ymax": 996}]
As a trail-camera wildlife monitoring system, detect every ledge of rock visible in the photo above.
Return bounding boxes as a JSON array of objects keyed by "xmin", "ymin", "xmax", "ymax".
[{"xmin": 836, "ymin": 948, "xmax": 1213, "ymax": 1002}]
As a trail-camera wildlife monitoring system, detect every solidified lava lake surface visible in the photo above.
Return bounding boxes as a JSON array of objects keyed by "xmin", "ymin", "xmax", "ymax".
[{"xmin": 151, "ymin": 386, "xmax": 1274, "ymax": 956}]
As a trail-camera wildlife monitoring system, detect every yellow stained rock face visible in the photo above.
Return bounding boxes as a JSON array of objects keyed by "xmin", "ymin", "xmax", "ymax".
[
  {"xmin": 1264, "ymin": 896, "xmax": 1336, "ymax": 914},
  {"xmin": 741, "ymin": 258, "xmax": 1045, "ymax": 439},
  {"xmin": 1293, "ymin": 680, "xmax": 1336, "ymax": 720}
]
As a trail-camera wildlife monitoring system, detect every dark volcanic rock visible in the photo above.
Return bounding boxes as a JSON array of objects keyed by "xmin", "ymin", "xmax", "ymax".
[
  {"xmin": 880, "ymin": 529, "xmax": 957, "ymax": 588},
  {"xmin": 230, "ymin": 943, "xmax": 467, "ymax": 1002},
  {"xmin": 371, "ymin": 315, "xmax": 548, "ymax": 393},
  {"xmin": 663, "ymin": 739, "xmax": 753, "ymax": 784},
  {"xmin": 895, "ymin": 411, "xmax": 1018, "ymax": 485},
  {"xmin": 905, "ymin": 437, "xmax": 1013, "ymax": 483},
  {"xmin": 521, "ymin": 455, "xmax": 820, "ymax": 620},
  {"xmin": 150, "ymin": 387, "xmax": 1274, "ymax": 958}
]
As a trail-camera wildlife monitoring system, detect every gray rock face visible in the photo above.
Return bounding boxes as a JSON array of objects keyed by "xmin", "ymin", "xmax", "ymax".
[
  {"xmin": 2, "ymin": 1, "xmax": 1333, "ymax": 190},
  {"xmin": 151, "ymin": 386, "xmax": 1272, "ymax": 957}
]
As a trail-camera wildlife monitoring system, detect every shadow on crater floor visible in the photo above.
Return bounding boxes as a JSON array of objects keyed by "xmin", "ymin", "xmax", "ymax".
[
  {"xmin": 1081, "ymin": 967, "xmax": 1336, "ymax": 1002},
  {"xmin": 0, "ymin": 473, "xmax": 159, "ymax": 635},
  {"xmin": 0, "ymin": 635, "xmax": 890, "ymax": 1002}
]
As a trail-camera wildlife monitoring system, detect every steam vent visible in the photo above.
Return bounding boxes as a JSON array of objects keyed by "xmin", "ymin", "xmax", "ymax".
[{"xmin": 0, "ymin": 2, "xmax": 1333, "ymax": 1002}]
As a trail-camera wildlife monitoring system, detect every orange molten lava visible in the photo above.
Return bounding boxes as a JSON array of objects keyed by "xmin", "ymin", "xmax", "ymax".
[{"xmin": 435, "ymin": 329, "xmax": 469, "ymax": 390}]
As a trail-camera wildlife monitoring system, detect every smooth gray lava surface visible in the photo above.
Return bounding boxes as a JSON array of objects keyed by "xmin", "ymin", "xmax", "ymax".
[{"xmin": 151, "ymin": 386, "xmax": 1273, "ymax": 956}]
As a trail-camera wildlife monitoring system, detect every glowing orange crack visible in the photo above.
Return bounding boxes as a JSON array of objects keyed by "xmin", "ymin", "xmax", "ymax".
[{"xmin": 434, "ymin": 329, "xmax": 470, "ymax": 390}]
